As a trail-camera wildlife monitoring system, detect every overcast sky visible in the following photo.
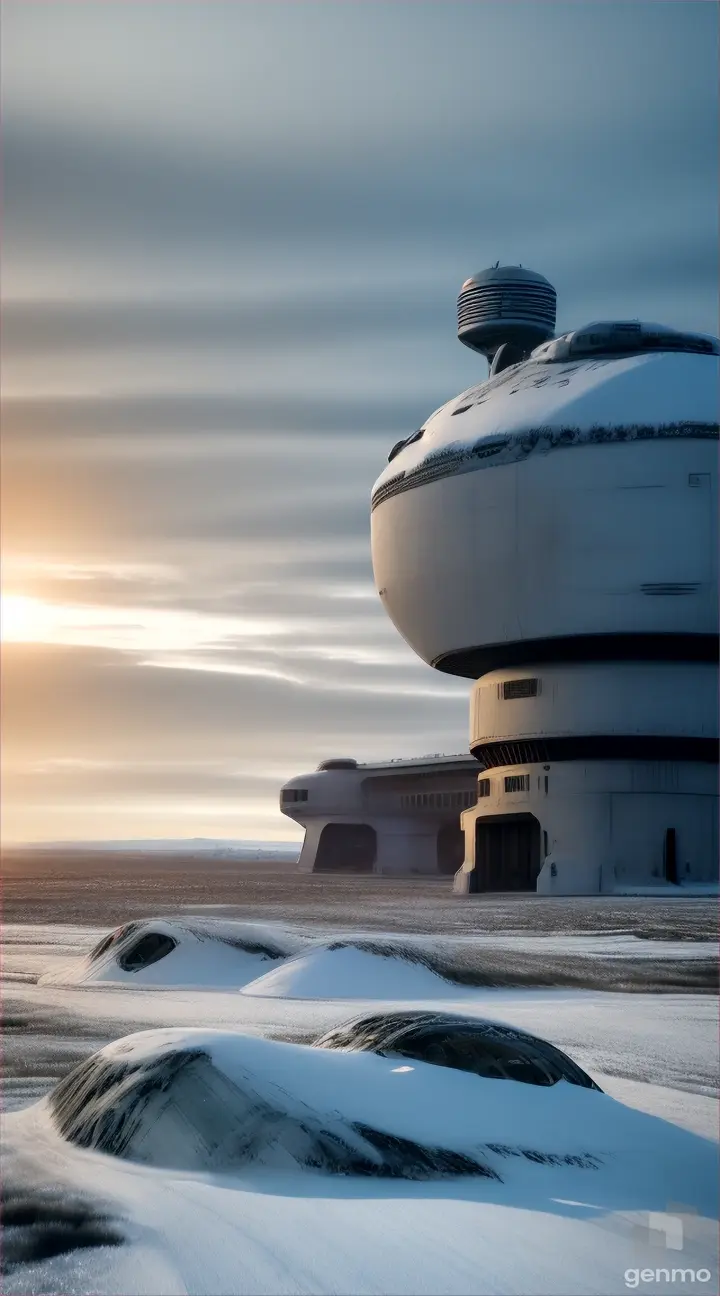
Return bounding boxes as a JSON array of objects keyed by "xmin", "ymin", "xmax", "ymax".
[{"xmin": 2, "ymin": 1, "xmax": 717, "ymax": 843}]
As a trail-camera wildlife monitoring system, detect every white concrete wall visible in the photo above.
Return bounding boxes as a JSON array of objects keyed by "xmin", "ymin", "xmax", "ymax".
[
  {"xmin": 281, "ymin": 765, "xmax": 474, "ymax": 874},
  {"xmin": 280, "ymin": 769, "xmax": 364, "ymax": 824},
  {"xmin": 295, "ymin": 813, "xmax": 448, "ymax": 875},
  {"xmin": 374, "ymin": 815, "xmax": 451, "ymax": 875},
  {"xmin": 372, "ymin": 438, "xmax": 718, "ymax": 669},
  {"xmin": 458, "ymin": 760, "xmax": 718, "ymax": 894},
  {"xmin": 470, "ymin": 662, "xmax": 718, "ymax": 745}
]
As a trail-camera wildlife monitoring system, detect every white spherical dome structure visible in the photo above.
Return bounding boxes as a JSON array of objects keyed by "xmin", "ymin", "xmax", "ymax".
[
  {"xmin": 373, "ymin": 331, "xmax": 719, "ymax": 675},
  {"xmin": 371, "ymin": 285, "xmax": 719, "ymax": 896}
]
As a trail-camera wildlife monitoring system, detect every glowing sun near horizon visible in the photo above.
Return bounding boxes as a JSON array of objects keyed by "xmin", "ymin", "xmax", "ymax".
[{"xmin": 0, "ymin": 593, "xmax": 59, "ymax": 643}]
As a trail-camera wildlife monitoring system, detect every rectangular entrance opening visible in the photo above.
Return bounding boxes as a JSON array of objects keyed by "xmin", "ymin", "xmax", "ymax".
[{"xmin": 474, "ymin": 814, "xmax": 541, "ymax": 891}]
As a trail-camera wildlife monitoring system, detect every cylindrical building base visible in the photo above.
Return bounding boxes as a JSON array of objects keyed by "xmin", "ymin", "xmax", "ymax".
[{"xmin": 456, "ymin": 760, "xmax": 718, "ymax": 895}]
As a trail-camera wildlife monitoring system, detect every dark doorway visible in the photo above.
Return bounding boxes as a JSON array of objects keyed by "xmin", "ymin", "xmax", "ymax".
[
  {"xmin": 314, "ymin": 823, "xmax": 376, "ymax": 872},
  {"xmin": 437, "ymin": 823, "xmax": 465, "ymax": 875},
  {"xmin": 663, "ymin": 828, "xmax": 678, "ymax": 885},
  {"xmin": 473, "ymin": 814, "xmax": 541, "ymax": 891}
]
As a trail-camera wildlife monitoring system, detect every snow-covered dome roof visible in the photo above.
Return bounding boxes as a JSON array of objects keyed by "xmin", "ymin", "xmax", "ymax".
[
  {"xmin": 371, "ymin": 323, "xmax": 719, "ymax": 676},
  {"xmin": 373, "ymin": 338, "xmax": 719, "ymax": 508}
]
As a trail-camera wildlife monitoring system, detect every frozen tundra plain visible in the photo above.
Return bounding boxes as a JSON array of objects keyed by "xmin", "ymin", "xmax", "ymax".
[{"xmin": 1, "ymin": 886, "xmax": 718, "ymax": 1296}]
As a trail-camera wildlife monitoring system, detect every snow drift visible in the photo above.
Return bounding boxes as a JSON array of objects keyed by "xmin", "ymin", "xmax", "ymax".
[
  {"xmin": 241, "ymin": 940, "xmax": 461, "ymax": 1000},
  {"xmin": 38, "ymin": 919, "xmax": 312, "ymax": 989},
  {"xmin": 43, "ymin": 1027, "xmax": 718, "ymax": 1217},
  {"xmin": 37, "ymin": 923, "xmax": 482, "ymax": 997}
]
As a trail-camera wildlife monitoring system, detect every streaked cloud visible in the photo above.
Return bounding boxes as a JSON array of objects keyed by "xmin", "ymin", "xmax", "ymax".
[{"xmin": 1, "ymin": 0, "xmax": 716, "ymax": 841}]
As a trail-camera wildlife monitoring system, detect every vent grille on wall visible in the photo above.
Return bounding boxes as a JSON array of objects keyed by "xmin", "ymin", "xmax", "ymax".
[
  {"xmin": 501, "ymin": 678, "xmax": 539, "ymax": 699},
  {"xmin": 457, "ymin": 284, "xmax": 557, "ymax": 332},
  {"xmin": 477, "ymin": 778, "xmax": 491, "ymax": 797},
  {"xmin": 481, "ymin": 741, "xmax": 551, "ymax": 767},
  {"xmin": 400, "ymin": 790, "xmax": 475, "ymax": 811},
  {"xmin": 640, "ymin": 583, "xmax": 700, "ymax": 596},
  {"xmin": 504, "ymin": 774, "xmax": 530, "ymax": 793},
  {"xmin": 474, "ymin": 736, "xmax": 719, "ymax": 766}
]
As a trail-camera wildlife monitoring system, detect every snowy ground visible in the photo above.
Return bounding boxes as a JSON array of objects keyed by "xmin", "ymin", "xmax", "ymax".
[{"xmin": 2, "ymin": 893, "xmax": 718, "ymax": 1295}]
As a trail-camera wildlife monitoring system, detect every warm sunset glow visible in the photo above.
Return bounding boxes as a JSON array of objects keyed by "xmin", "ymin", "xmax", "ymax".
[
  {"xmin": 0, "ymin": 591, "xmax": 292, "ymax": 652},
  {"xmin": 0, "ymin": 593, "xmax": 59, "ymax": 643},
  {"xmin": 3, "ymin": 0, "xmax": 713, "ymax": 848}
]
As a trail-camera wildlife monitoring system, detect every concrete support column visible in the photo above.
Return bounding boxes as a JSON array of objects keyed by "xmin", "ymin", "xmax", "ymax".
[
  {"xmin": 296, "ymin": 820, "xmax": 325, "ymax": 873},
  {"xmin": 374, "ymin": 816, "xmax": 442, "ymax": 875}
]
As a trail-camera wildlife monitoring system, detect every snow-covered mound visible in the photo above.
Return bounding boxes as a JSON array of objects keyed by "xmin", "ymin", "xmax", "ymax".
[
  {"xmin": 241, "ymin": 940, "xmax": 459, "ymax": 1000},
  {"xmin": 44, "ymin": 1027, "xmax": 718, "ymax": 1215},
  {"xmin": 38, "ymin": 918, "xmax": 311, "ymax": 988}
]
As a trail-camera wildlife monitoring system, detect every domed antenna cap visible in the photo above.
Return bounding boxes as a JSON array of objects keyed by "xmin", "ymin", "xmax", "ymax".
[{"xmin": 457, "ymin": 265, "xmax": 557, "ymax": 367}]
